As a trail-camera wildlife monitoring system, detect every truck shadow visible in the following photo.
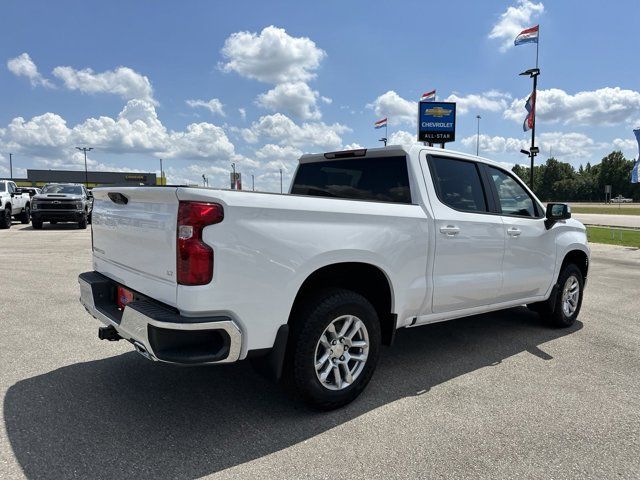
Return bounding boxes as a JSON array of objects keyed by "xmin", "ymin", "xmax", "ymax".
[{"xmin": 4, "ymin": 307, "xmax": 581, "ymax": 480}]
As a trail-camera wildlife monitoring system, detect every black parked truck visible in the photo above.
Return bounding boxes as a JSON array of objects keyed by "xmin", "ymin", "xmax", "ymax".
[{"xmin": 30, "ymin": 183, "xmax": 93, "ymax": 229}]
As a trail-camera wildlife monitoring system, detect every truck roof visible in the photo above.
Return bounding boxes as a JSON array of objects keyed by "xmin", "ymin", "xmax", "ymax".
[{"xmin": 299, "ymin": 144, "xmax": 507, "ymax": 170}]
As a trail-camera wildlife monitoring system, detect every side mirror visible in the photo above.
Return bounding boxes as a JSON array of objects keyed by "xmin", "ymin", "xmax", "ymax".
[{"xmin": 545, "ymin": 203, "xmax": 571, "ymax": 229}]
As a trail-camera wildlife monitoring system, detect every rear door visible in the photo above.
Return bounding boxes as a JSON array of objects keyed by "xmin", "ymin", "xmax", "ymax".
[
  {"xmin": 422, "ymin": 155, "xmax": 505, "ymax": 314},
  {"xmin": 483, "ymin": 166, "xmax": 556, "ymax": 300},
  {"xmin": 91, "ymin": 187, "xmax": 180, "ymax": 306}
]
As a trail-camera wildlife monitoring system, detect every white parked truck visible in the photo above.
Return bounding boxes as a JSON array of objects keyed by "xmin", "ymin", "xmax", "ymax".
[
  {"xmin": 79, "ymin": 145, "xmax": 589, "ymax": 409},
  {"xmin": 0, "ymin": 180, "xmax": 31, "ymax": 228}
]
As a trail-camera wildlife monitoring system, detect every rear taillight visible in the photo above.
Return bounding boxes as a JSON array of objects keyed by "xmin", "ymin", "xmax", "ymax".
[{"xmin": 177, "ymin": 201, "xmax": 224, "ymax": 286}]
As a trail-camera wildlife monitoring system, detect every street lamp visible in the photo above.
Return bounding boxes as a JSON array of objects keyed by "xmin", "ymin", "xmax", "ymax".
[
  {"xmin": 231, "ymin": 162, "xmax": 236, "ymax": 190},
  {"xmin": 279, "ymin": 168, "xmax": 283, "ymax": 193},
  {"xmin": 475, "ymin": 115, "xmax": 481, "ymax": 156},
  {"xmin": 75, "ymin": 147, "xmax": 93, "ymax": 188},
  {"xmin": 519, "ymin": 68, "xmax": 541, "ymax": 191}
]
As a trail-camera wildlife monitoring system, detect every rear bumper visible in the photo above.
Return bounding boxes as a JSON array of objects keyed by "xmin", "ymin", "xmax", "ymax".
[{"xmin": 78, "ymin": 271, "xmax": 242, "ymax": 365}]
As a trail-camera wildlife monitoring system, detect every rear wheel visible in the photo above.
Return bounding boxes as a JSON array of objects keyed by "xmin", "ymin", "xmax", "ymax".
[
  {"xmin": 20, "ymin": 205, "xmax": 30, "ymax": 224},
  {"xmin": 285, "ymin": 288, "xmax": 381, "ymax": 410},
  {"xmin": 0, "ymin": 206, "xmax": 11, "ymax": 229}
]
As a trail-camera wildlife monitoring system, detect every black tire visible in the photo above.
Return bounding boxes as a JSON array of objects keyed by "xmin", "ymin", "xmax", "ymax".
[
  {"xmin": 50, "ymin": 221, "xmax": 57, "ymax": 225},
  {"xmin": 0, "ymin": 207, "xmax": 11, "ymax": 229},
  {"xmin": 532, "ymin": 264, "xmax": 584, "ymax": 328},
  {"xmin": 78, "ymin": 214, "xmax": 88, "ymax": 229},
  {"xmin": 87, "ymin": 212, "xmax": 92, "ymax": 224},
  {"xmin": 20, "ymin": 205, "xmax": 30, "ymax": 224},
  {"xmin": 285, "ymin": 288, "xmax": 381, "ymax": 410},
  {"xmin": 32, "ymin": 220, "xmax": 43, "ymax": 230}
]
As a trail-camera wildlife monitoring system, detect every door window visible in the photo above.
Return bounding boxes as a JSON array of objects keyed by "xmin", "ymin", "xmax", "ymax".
[
  {"xmin": 487, "ymin": 167, "xmax": 537, "ymax": 217},
  {"xmin": 429, "ymin": 156, "xmax": 487, "ymax": 213}
]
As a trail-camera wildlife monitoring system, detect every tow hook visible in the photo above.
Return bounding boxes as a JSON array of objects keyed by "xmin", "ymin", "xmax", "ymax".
[{"xmin": 98, "ymin": 325, "xmax": 121, "ymax": 341}]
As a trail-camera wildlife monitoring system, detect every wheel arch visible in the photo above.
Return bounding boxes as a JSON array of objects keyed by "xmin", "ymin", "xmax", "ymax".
[
  {"xmin": 560, "ymin": 248, "xmax": 589, "ymax": 281},
  {"xmin": 288, "ymin": 262, "xmax": 397, "ymax": 346}
]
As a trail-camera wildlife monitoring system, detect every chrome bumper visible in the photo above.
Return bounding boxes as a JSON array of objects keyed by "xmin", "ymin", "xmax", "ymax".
[{"xmin": 78, "ymin": 271, "xmax": 242, "ymax": 365}]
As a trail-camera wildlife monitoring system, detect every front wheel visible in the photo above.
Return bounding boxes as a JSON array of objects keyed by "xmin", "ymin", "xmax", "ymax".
[
  {"xmin": 286, "ymin": 288, "xmax": 381, "ymax": 410},
  {"xmin": 20, "ymin": 205, "xmax": 30, "ymax": 224},
  {"xmin": 78, "ymin": 214, "xmax": 87, "ymax": 229},
  {"xmin": 32, "ymin": 220, "xmax": 43, "ymax": 229},
  {"xmin": 0, "ymin": 207, "xmax": 11, "ymax": 229},
  {"xmin": 530, "ymin": 264, "xmax": 584, "ymax": 328}
]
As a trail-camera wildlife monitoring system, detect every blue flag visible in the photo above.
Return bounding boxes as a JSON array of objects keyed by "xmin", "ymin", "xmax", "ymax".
[{"xmin": 633, "ymin": 128, "xmax": 640, "ymax": 184}]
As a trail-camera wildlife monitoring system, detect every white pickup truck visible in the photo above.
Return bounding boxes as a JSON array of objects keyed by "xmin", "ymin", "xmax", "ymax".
[
  {"xmin": 0, "ymin": 180, "xmax": 31, "ymax": 228},
  {"xmin": 79, "ymin": 145, "xmax": 589, "ymax": 409}
]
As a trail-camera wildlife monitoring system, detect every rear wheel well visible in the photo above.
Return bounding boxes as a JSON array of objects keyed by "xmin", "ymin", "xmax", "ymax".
[
  {"xmin": 561, "ymin": 250, "xmax": 588, "ymax": 280},
  {"xmin": 289, "ymin": 262, "xmax": 396, "ymax": 345}
]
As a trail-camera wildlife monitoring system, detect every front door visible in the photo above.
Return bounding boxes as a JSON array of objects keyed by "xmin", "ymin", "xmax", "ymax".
[
  {"xmin": 422, "ymin": 155, "xmax": 505, "ymax": 314},
  {"xmin": 484, "ymin": 166, "xmax": 556, "ymax": 301}
]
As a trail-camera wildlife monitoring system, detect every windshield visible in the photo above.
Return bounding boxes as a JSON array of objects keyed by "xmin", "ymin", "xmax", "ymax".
[{"xmin": 42, "ymin": 185, "xmax": 83, "ymax": 195}]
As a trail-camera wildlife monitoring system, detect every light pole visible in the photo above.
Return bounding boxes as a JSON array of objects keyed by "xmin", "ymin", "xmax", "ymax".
[
  {"xmin": 9, "ymin": 153, "xmax": 13, "ymax": 180},
  {"xmin": 231, "ymin": 162, "xmax": 236, "ymax": 189},
  {"xmin": 159, "ymin": 158, "xmax": 163, "ymax": 185},
  {"xmin": 251, "ymin": 174, "xmax": 255, "ymax": 191},
  {"xmin": 75, "ymin": 147, "xmax": 93, "ymax": 188},
  {"xmin": 475, "ymin": 115, "xmax": 481, "ymax": 156},
  {"xmin": 519, "ymin": 68, "xmax": 540, "ymax": 191},
  {"xmin": 279, "ymin": 168, "xmax": 283, "ymax": 193}
]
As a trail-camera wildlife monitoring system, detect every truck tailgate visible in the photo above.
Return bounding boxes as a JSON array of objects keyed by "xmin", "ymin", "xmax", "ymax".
[{"xmin": 91, "ymin": 187, "xmax": 179, "ymax": 306}]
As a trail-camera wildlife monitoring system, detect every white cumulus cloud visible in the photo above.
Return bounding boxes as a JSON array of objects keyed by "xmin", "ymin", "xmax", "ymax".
[
  {"xmin": 368, "ymin": 91, "xmax": 416, "ymax": 126},
  {"xmin": 461, "ymin": 132, "xmax": 604, "ymax": 160},
  {"xmin": 504, "ymin": 87, "xmax": 640, "ymax": 126},
  {"xmin": 445, "ymin": 91, "xmax": 512, "ymax": 115},
  {"xmin": 242, "ymin": 113, "xmax": 350, "ymax": 150},
  {"xmin": 489, "ymin": 0, "xmax": 544, "ymax": 52},
  {"xmin": 220, "ymin": 26, "xmax": 326, "ymax": 84},
  {"xmin": 256, "ymin": 82, "xmax": 322, "ymax": 120},
  {"xmin": 52, "ymin": 65, "xmax": 155, "ymax": 103},
  {"xmin": 7, "ymin": 53, "xmax": 54, "ymax": 88},
  {"xmin": 185, "ymin": 98, "xmax": 225, "ymax": 116}
]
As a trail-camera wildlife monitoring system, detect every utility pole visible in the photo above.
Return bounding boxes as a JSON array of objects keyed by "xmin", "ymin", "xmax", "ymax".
[
  {"xmin": 159, "ymin": 158, "xmax": 163, "ymax": 185},
  {"xmin": 75, "ymin": 147, "xmax": 93, "ymax": 188},
  {"xmin": 251, "ymin": 174, "xmax": 255, "ymax": 191},
  {"xmin": 475, "ymin": 115, "xmax": 481, "ymax": 156},
  {"xmin": 519, "ymin": 68, "xmax": 540, "ymax": 191},
  {"xmin": 279, "ymin": 168, "xmax": 283, "ymax": 193},
  {"xmin": 9, "ymin": 153, "xmax": 13, "ymax": 180}
]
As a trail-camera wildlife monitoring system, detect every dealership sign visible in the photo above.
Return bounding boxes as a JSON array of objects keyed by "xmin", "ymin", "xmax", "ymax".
[{"xmin": 418, "ymin": 101, "xmax": 456, "ymax": 143}]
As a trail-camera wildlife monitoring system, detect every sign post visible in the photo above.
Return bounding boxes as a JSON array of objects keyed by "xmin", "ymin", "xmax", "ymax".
[{"xmin": 418, "ymin": 101, "xmax": 456, "ymax": 147}]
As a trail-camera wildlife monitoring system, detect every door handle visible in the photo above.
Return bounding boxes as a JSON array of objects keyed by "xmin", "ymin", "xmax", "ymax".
[
  {"xmin": 507, "ymin": 227, "xmax": 522, "ymax": 237},
  {"xmin": 439, "ymin": 225, "xmax": 460, "ymax": 236}
]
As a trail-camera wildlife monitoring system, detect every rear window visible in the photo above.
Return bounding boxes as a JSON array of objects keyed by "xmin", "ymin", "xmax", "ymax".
[{"xmin": 291, "ymin": 156, "xmax": 411, "ymax": 204}]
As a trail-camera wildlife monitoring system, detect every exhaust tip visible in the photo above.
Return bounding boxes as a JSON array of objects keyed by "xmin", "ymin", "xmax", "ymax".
[{"xmin": 132, "ymin": 341, "xmax": 151, "ymax": 359}]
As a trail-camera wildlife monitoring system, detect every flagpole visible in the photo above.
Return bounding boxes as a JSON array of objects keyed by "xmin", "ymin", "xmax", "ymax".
[{"xmin": 535, "ymin": 25, "xmax": 540, "ymax": 68}]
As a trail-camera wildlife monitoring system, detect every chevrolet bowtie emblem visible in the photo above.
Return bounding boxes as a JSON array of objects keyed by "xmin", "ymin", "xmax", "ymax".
[{"xmin": 425, "ymin": 107, "xmax": 452, "ymax": 117}]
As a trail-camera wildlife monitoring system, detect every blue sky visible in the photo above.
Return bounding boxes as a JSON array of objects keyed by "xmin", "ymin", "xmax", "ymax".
[{"xmin": 1, "ymin": 0, "xmax": 639, "ymax": 190}]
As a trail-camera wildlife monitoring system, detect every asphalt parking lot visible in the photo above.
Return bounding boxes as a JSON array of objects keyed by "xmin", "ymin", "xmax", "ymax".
[{"xmin": 1, "ymin": 224, "xmax": 639, "ymax": 479}]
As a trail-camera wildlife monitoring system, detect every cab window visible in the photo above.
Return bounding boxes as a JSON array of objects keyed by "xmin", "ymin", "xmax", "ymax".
[
  {"xmin": 429, "ymin": 156, "xmax": 488, "ymax": 213},
  {"xmin": 487, "ymin": 166, "xmax": 537, "ymax": 217}
]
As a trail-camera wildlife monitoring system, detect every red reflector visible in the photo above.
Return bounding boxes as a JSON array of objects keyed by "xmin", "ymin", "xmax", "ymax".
[
  {"xmin": 117, "ymin": 285, "xmax": 134, "ymax": 310},
  {"xmin": 177, "ymin": 201, "xmax": 224, "ymax": 286}
]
